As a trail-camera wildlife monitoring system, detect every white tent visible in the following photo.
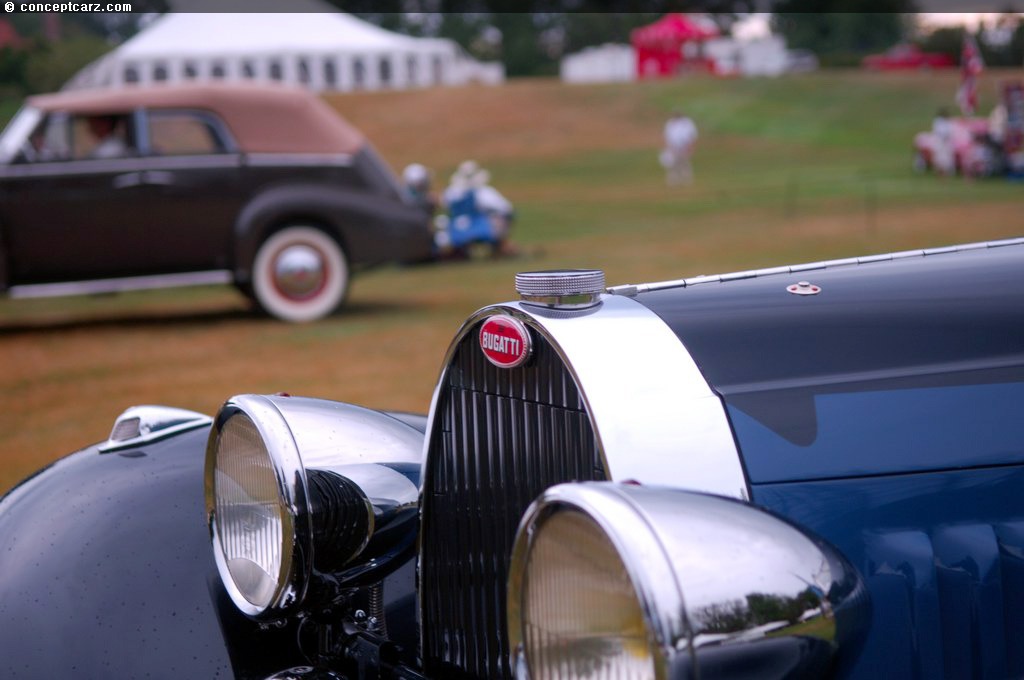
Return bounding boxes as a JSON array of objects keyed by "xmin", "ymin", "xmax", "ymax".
[{"xmin": 66, "ymin": 12, "xmax": 504, "ymax": 92}]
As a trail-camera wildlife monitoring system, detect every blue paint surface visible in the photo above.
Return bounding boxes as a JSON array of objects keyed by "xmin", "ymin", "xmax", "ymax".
[
  {"xmin": 730, "ymin": 380, "xmax": 1024, "ymax": 483},
  {"xmin": 754, "ymin": 466, "xmax": 1024, "ymax": 679}
]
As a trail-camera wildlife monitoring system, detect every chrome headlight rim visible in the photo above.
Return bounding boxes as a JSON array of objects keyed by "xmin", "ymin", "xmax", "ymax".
[
  {"xmin": 509, "ymin": 482, "xmax": 867, "ymax": 680},
  {"xmin": 205, "ymin": 394, "xmax": 312, "ymax": 619},
  {"xmin": 507, "ymin": 483, "xmax": 686, "ymax": 680}
]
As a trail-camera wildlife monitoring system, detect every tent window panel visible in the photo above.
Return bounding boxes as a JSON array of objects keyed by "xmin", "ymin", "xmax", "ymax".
[
  {"xmin": 184, "ymin": 62, "xmax": 198, "ymax": 79},
  {"xmin": 242, "ymin": 61, "xmax": 256, "ymax": 78},
  {"xmin": 407, "ymin": 55, "xmax": 417, "ymax": 85},
  {"xmin": 211, "ymin": 62, "xmax": 226, "ymax": 79},
  {"xmin": 153, "ymin": 63, "xmax": 169, "ymax": 82},
  {"xmin": 124, "ymin": 65, "xmax": 140, "ymax": 84},
  {"xmin": 298, "ymin": 58, "xmax": 310, "ymax": 84},
  {"xmin": 147, "ymin": 111, "xmax": 226, "ymax": 156},
  {"xmin": 432, "ymin": 56, "xmax": 443, "ymax": 85},
  {"xmin": 379, "ymin": 57, "xmax": 391, "ymax": 85},
  {"xmin": 353, "ymin": 58, "xmax": 365, "ymax": 88},
  {"xmin": 323, "ymin": 59, "xmax": 337, "ymax": 87},
  {"xmin": 269, "ymin": 60, "xmax": 283, "ymax": 81}
]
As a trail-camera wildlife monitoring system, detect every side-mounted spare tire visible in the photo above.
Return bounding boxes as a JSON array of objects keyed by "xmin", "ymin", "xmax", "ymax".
[{"xmin": 251, "ymin": 225, "xmax": 350, "ymax": 323}]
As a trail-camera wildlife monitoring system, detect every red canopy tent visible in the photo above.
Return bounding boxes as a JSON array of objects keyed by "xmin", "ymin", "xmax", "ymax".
[{"xmin": 631, "ymin": 13, "xmax": 720, "ymax": 79}]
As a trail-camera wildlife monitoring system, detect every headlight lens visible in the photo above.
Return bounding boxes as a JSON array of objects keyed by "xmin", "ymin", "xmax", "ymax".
[
  {"xmin": 211, "ymin": 412, "xmax": 292, "ymax": 612},
  {"xmin": 521, "ymin": 508, "xmax": 654, "ymax": 679}
]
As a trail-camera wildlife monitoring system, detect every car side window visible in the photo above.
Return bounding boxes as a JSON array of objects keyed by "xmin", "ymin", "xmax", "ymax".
[
  {"xmin": 146, "ymin": 111, "xmax": 227, "ymax": 156},
  {"xmin": 70, "ymin": 113, "xmax": 135, "ymax": 160},
  {"xmin": 22, "ymin": 113, "xmax": 71, "ymax": 163}
]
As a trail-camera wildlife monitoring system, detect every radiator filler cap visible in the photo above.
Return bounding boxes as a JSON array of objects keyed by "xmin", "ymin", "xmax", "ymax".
[{"xmin": 515, "ymin": 269, "xmax": 605, "ymax": 310}]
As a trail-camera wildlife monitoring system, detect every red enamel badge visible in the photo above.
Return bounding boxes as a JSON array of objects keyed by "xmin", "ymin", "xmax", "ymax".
[{"xmin": 479, "ymin": 316, "xmax": 532, "ymax": 369}]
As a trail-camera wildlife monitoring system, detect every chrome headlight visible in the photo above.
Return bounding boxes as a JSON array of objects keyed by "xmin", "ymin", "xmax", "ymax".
[
  {"xmin": 508, "ymin": 483, "xmax": 868, "ymax": 680},
  {"xmin": 205, "ymin": 394, "xmax": 423, "ymax": 619}
]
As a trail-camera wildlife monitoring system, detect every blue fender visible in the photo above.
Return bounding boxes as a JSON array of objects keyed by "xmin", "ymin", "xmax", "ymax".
[{"xmin": 0, "ymin": 426, "xmax": 305, "ymax": 677}]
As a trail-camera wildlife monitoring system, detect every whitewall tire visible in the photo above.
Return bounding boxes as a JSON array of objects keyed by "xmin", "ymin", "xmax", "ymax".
[{"xmin": 252, "ymin": 226, "xmax": 349, "ymax": 323}]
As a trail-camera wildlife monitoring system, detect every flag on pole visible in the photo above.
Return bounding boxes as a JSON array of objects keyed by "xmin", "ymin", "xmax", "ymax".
[{"xmin": 956, "ymin": 33, "xmax": 984, "ymax": 116}]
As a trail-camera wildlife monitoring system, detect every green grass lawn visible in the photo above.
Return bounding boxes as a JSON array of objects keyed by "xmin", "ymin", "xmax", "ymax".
[
  {"xmin": 0, "ymin": 70, "xmax": 1022, "ymax": 491},
  {"xmin": 0, "ymin": 97, "xmax": 21, "ymax": 127},
  {"xmin": 412, "ymin": 72, "xmax": 1022, "ymax": 258}
]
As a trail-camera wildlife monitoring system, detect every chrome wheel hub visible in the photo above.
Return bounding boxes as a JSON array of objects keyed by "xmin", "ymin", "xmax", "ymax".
[{"xmin": 273, "ymin": 244, "xmax": 326, "ymax": 300}]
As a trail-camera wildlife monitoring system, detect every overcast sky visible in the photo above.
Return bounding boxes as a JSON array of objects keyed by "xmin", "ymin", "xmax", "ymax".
[
  {"xmin": 917, "ymin": 0, "xmax": 1020, "ymax": 9},
  {"xmin": 733, "ymin": 11, "xmax": 1020, "ymax": 39}
]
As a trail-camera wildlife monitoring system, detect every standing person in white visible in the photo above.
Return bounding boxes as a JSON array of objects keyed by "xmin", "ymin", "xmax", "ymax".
[
  {"xmin": 930, "ymin": 108, "xmax": 956, "ymax": 177},
  {"xmin": 662, "ymin": 109, "xmax": 698, "ymax": 186}
]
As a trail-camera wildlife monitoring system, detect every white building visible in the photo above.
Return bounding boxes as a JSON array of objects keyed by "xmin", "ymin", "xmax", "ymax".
[
  {"xmin": 559, "ymin": 44, "xmax": 634, "ymax": 84},
  {"xmin": 704, "ymin": 36, "xmax": 792, "ymax": 77},
  {"xmin": 66, "ymin": 11, "xmax": 503, "ymax": 92}
]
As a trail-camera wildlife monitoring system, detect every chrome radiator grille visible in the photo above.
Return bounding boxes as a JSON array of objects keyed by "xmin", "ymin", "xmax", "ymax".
[{"xmin": 421, "ymin": 323, "xmax": 605, "ymax": 679}]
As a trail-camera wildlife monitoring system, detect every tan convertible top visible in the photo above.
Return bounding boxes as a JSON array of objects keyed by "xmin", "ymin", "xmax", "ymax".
[{"xmin": 27, "ymin": 84, "xmax": 365, "ymax": 154}]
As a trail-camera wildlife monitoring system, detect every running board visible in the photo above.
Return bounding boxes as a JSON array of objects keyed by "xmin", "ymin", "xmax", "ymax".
[{"xmin": 8, "ymin": 270, "xmax": 233, "ymax": 299}]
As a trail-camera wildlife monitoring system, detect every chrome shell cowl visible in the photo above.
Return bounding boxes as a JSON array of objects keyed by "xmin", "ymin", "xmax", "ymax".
[
  {"xmin": 422, "ymin": 294, "xmax": 749, "ymax": 498},
  {"xmin": 508, "ymin": 482, "xmax": 870, "ymax": 680},
  {"xmin": 418, "ymin": 293, "xmax": 751, "ymax": 678},
  {"xmin": 205, "ymin": 394, "xmax": 423, "ymax": 620}
]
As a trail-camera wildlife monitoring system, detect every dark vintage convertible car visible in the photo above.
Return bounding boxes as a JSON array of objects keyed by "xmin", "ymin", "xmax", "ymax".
[
  {"xmin": 0, "ymin": 84, "xmax": 433, "ymax": 322},
  {"xmin": 2, "ymin": 237, "xmax": 1023, "ymax": 679}
]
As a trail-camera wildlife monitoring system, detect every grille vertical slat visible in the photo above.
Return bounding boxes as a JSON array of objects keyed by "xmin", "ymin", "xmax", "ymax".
[{"xmin": 422, "ymin": 323, "xmax": 605, "ymax": 679}]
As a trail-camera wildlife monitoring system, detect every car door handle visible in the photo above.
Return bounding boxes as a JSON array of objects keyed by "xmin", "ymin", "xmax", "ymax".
[
  {"xmin": 140, "ymin": 170, "xmax": 176, "ymax": 186},
  {"xmin": 112, "ymin": 172, "xmax": 143, "ymax": 189}
]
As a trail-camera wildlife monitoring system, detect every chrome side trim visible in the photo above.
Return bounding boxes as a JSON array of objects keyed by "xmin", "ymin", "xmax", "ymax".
[
  {"xmin": 126, "ymin": 154, "xmax": 242, "ymax": 170},
  {"xmin": 0, "ymin": 151, "xmax": 354, "ymax": 178},
  {"xmin": 245, "ymin": 153, "xmax": 354, "ymax": 167},
  {"xmin": 99, "ymin": 405, "xmax": 212, "ymax": 452},
  {"xmin": 607, "ymin": 237, "xmax": 1024, "ymax": 296},
  {"xmin": 8, "ymin": 270, "xmax": 233, "ymax": 299},
  {"xmin": 1, "ymin": 154, "xmax": 242, "ymax": 178},
  {"xmin": 422, "ymin": 294, "xmax": 749, "ymax": 501}
]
